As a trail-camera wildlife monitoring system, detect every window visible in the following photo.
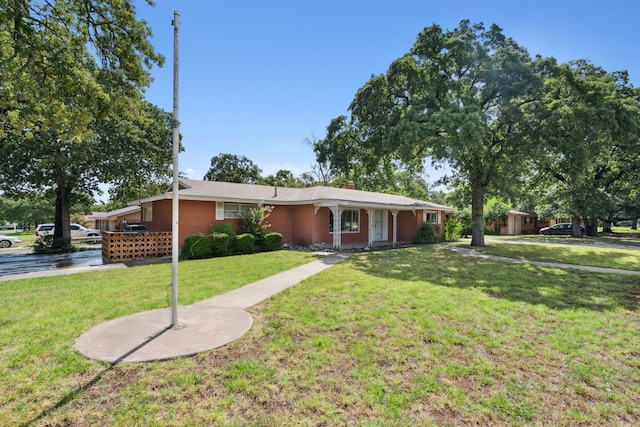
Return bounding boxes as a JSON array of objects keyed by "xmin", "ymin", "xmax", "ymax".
[
  {"xmin": 524, "ymin": 216, "xmax": 533, "ymax": 224},
  {"xmin": 223, "ymin": 203, "xmax": 256, "ymax": 218},
  {"xmin": 424, "ymin": 211, "xmax": 438, "ymax": 223},
  {"xmin": 142, "ymin": 203, "xmax": 153, "ymax": 222},
  {"xmin": 329, "ymin": 209, "xmax": 360, "ymax": 233}
]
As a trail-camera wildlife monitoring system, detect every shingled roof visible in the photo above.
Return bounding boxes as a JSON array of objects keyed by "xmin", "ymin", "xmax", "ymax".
[{"xmin": 132, "ymin": 179, "xmax": 453, "ymax": 212}]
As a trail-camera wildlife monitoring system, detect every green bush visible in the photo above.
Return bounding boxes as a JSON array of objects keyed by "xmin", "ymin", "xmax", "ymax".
[
  {"xmin": 212, "ymin": 223, "xmax": 236, "ymax": 240},
  {"xmin": 261, "ymin": 232, "xmax": 282, "ymax": 252},
  {"xmin": 234, "ymin": 233, "xmax": 256, "ymax": 255},
  {"xmin": 239, "ymin": 205, "xmax": 273, "ymax": 245},
  {"xmin": 213, "ymin": 223, "xmax": 236, "ymax": 253},
  {"xmin": 414, "ymin": 221, "xmax": 440, "ymax": 244},
  {"xmin": 181, "ymin": 233, "xmax": 213, "ymax": 260},
  {"xmin": 211, "ymin": 232, "xmax": 230, "ymax": 256},
  {"xmin": 444, "ymin": 217, "xmax": 462, "ymax": 241},
  {"xmin": 33, "ymin": 236, "xmax": 75, "ymax": 254}
]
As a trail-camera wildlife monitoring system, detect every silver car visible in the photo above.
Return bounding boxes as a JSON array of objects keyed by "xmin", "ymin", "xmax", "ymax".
[{"xmin": 0, "ymin": 235, "xmax": 22, "ymax": 248}]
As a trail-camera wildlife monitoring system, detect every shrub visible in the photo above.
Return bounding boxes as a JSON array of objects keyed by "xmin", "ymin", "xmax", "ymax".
[
  {"xmin": 213, "ymin": 223, "xmax": 236, "ymax": 253},
  {"xmin": 212, "ymin": 223, "xmax": 236, "ymax": 240},
  {"xmin": 211, "ymin": 232, "xmax": 230, "ymax": 256},
  {"xmin": 414, "ymin": 221, "xmax": 440, "ymax": 244},
  {"xmin": 239, "ymin": 205, "xmax": 272, "ymax": 245},
  {"xmin": 181, "ymin": 233, "xmax": 213, "ymax": 260},
  {"xmin": 261, "ymin": 232, "xmax": 282, "ymax": 252},
  {"xmin": 33, "ymin": 236, "xmax": 75, "ymax": 254},
  {"xmin": 444, "ymin": 217, "xmax": 463, "ymax": 241},
  {"xmin": 234, "ymin": 233, "xmax": 256, "ymax": 255}
]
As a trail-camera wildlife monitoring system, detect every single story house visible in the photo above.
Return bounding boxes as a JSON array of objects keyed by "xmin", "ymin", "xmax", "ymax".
[
  {"xmin": 87, "ymin": 205, "xmax": 142, "ymax": 232},
  {"xmin": 489, "ymin": 210, "xmax": 550, "ymax": 235},
  {"xmin": 129, "ymin": 179, "xmax": 454, "ymax": 249}
]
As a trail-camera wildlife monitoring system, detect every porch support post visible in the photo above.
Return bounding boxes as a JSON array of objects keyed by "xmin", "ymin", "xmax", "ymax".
[
  {"xmin": 391, "ymin": 210, "xmax": 399, "ymax": 247},
  {"xmin": 366, "ymin": 208, "xmax": 375, "ymax": 247},
  {"xmin": 330, "ymin": 206, "xmax": 342, "ymax": 249}
]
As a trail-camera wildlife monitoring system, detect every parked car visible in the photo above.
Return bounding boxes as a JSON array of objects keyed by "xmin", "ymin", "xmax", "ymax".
[
  {"xmin": 539, "ymin": 223, "xmax": 585, "ymax": 236},
  {"xmin": 123, "ymin": 224, "xmax": 148, "ymax": 232},
  {"xmin": 0, "ymin": 235, "xmax": 22, "ymax": 248},
  {"xmin": 34, "ymin": 223, "xmax": 102, "ymax": 242}
]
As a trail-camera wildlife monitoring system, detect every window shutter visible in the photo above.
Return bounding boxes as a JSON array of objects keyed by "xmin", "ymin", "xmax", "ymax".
[{"xmin": 216, "ymin": 202, "xmax": 224, "ymax": 220}]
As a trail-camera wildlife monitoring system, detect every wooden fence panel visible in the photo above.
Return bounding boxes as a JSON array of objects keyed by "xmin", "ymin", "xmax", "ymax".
[{"xmin": 102, "ymin": 231, "xmax": 172, "ymax": 262}]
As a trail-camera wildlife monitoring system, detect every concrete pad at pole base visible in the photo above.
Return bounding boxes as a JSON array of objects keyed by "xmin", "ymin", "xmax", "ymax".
[{"xmin": 74, "ymin": 305, "xmax": 252, "ymax": 363}]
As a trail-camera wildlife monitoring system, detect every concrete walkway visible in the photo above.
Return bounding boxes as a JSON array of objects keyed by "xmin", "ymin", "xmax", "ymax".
[
  {"xmin": 74, "ymin": 252, "xmax": 350, "ymax": 363},
  {"xmin": 445, "ymin": 244, "xmax": 640, "ymax": 276}
]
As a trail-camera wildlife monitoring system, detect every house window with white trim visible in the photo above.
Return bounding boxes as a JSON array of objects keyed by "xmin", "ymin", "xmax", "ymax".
[
  {"xmin": 223, "ymin": 203, "xmax": 256, "ymax": 218},
  {"xmin": 329, "ymin": 209, "xmax": 360, "ymax": 233},
  {"xmin": 424, "ymin": 211, "xmax": 439, "ymax": 224},
  {"xmin": 142, "ymin": 203, "xmax": 153, "ymax": 222}
]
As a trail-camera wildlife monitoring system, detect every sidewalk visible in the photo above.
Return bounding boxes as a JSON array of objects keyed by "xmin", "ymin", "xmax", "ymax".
[
  {"xmin": 445, "ymin": 245, "xmax": 640, "ymax": 276},
  {"xmin": 74, "ymin": 252, "xmax": 351, "ymax": 363}
]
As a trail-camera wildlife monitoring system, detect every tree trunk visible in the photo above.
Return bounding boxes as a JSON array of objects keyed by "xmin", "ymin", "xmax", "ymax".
[
  {"xmin": 470, "ymin": 182, "xmax": 485, "ymax": 247},
  {"xmin": 53, "ymin": 183, "xmax": 72, "ymax": 244},
  {"xmin": 586, "ymin": 219, "xmax": 599, "ymax": 236},
  {"xmin": 571, "ymin": 217, "xmax": 584, "ymax": 238},
  {"xmin": 632, "ymin": 217, "xmax": 638, "ymax": 230},
  {"xmin": 601, "ymin": 219, "xmax": 612, "ymax": 233}
]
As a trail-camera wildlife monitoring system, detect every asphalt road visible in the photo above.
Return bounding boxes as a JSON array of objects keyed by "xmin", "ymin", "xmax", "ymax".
[{"xmin": 0, "ymin": 247, "xmax": 105, "ymax": 276}]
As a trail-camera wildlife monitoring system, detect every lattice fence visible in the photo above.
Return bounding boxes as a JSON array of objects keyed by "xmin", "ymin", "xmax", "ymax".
[{"xmin": 102, "ymin": 231, "xmax": 172, "ymax": 262}]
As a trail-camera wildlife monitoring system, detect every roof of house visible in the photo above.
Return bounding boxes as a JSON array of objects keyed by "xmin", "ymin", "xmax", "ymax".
[
  {"xmin": 87, "ymin": 205, "xmax": 141, "ymax": 220},
  {"xmin": 507, "ymin": 210, "xmax": 534, "ymax": 216},
  {"xmin": 131, "ymin": 179, "xmax": 454, "ymax": 212}
]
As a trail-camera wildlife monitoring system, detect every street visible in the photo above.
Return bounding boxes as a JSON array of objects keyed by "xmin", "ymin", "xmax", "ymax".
[{"xmin": 0, "ymin": 248, "xmax": 105, "ymax": 277}]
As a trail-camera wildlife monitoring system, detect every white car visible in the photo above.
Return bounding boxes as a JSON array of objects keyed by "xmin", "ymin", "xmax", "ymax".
[
  {"xmin": 35, "ymin": 223, "xmax": 101, "ymax": 242},
  {"xmin": 0, "ymin": 235, "xmax": 22, "ymax": 248}
]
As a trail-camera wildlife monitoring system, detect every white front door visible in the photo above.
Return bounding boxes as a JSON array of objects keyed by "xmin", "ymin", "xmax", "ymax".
[{"xmin": 374, "ymin": 210, "xmax": 387, "ymax": 241}]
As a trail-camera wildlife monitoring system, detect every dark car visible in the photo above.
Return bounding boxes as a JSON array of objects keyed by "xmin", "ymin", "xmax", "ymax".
[
  {"xmin": 539, "ymin": 223, "xmax": 585, "ymax": 236},
  {"xmin": 123, "ymin": 224, "xmax": 148, "ymax": 232}
]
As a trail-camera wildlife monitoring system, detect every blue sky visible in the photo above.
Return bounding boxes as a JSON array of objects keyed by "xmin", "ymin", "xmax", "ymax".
[{"xmin": 135, "ymin": 0, "xmax": 640, "ymax": 184}]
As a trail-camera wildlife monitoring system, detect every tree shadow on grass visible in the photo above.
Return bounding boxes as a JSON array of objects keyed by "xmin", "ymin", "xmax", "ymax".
[
  {"xmin": 348, "ymin": 246, "xmax": 640, "ymax": 312},
  {"xmin": 21, "ymin": 326, "xmax": 172, "ymax": 426}
]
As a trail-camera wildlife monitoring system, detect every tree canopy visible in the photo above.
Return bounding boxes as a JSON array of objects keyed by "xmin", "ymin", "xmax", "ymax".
[
  {"xmin": 0, "ymin": 0, "xmax": 170, "ymax": 248},
  {"xmin": 331, "ymin": 21, "xmax": 545, "ymax": 245},
  {"xmin": 203, "ymin": 153, "xmax": 262, "ymax": 184}
]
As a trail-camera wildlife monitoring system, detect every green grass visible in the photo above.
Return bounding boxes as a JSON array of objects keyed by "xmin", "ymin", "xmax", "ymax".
[
  {"xmin": 461, "ymin": 240, "xmax": 640, "ymax": 271},
  {"xmin": 2, "ymin": 245, "xmax": 640, "ymax": 425}
]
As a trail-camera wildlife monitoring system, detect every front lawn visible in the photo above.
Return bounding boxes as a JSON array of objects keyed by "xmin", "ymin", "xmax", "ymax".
[{"xmin": 1, "ymin": 246, "xmax": 639, "ymax": 425}]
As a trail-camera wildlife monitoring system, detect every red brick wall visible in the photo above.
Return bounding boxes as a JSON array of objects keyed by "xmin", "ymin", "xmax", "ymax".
[{"xmin": 149, "ymin": 199, "xmax": 445, "ymax": 248}]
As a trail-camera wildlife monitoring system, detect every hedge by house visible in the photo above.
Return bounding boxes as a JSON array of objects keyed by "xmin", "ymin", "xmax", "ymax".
[
  {"xmin": 261, "ymin": 232, "xmax": 282, "ymax": 252},
  {"xmin": 211, "ymin": 232, "xmax": 230, "ymax": 256},
  {"xmin": 181, "ymin": 233, "xmax": 213, "ymax": 260},
  {"xmin": 234, "ymin": 233, "xmax": 256, "ymax": 255}
]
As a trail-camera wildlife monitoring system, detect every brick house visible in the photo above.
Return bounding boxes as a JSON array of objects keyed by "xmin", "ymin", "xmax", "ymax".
[
  {"xmin": 87, "ymin": 206, "xmax": 142, "ymax": 232},
  {"xmin": 489, "ymin": 210, "xmax": 549, "ymax": 235},
  {"xmin": 130, "ymin": 179, "xmax": 454, "ymax": 250}
]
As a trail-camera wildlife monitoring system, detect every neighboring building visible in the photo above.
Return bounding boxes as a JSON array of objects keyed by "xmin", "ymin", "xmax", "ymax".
[
  {"xmin": 87, "ymin": 206, "xmax": 142, "ymax": 232},
  {"xmin": 129, "ymin": 179, "xmax": 454, "ymax": 249},
  {"xmin": 490, "ymin": 210, "xmax": 549, "ymax": 235}
]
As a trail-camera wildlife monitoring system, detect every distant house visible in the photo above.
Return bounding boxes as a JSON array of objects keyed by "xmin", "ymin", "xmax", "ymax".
[
  {"xmin": 87, "ymin": 206, "xmax": 142, "ymax": 232},
  {"xmin": 490, "ymin": 210, "xmax": 548, "ymax": 235},
  {"xmin": 129, "ymin": 179, "xmax": 454, "ymax": 249}
]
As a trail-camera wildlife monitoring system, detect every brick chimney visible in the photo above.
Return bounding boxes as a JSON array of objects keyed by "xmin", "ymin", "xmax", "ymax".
[{"xmin": 344, "ymin": 181, "xmax": 356, "ymax": 190}]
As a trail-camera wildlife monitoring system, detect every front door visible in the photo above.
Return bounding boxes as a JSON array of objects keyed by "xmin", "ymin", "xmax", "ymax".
[{"xmin": 374, "ymin": 210, "xmax": 387, "ymax": 241}]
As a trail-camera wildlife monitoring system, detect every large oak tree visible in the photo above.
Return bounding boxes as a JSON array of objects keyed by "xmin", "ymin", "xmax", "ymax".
[
  {"xmin": 332, "ymin": 21, "xmax": 546, "ymax": 246},
  {"xmin": 0, "ymin": 0, "xmax": 169, "ymax": 248}
]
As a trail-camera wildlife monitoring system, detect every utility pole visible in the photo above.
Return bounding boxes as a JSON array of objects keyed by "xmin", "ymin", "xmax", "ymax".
[{"xmin": 171, "ymin": 10, "xmax": 180, "ymax": 327}]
